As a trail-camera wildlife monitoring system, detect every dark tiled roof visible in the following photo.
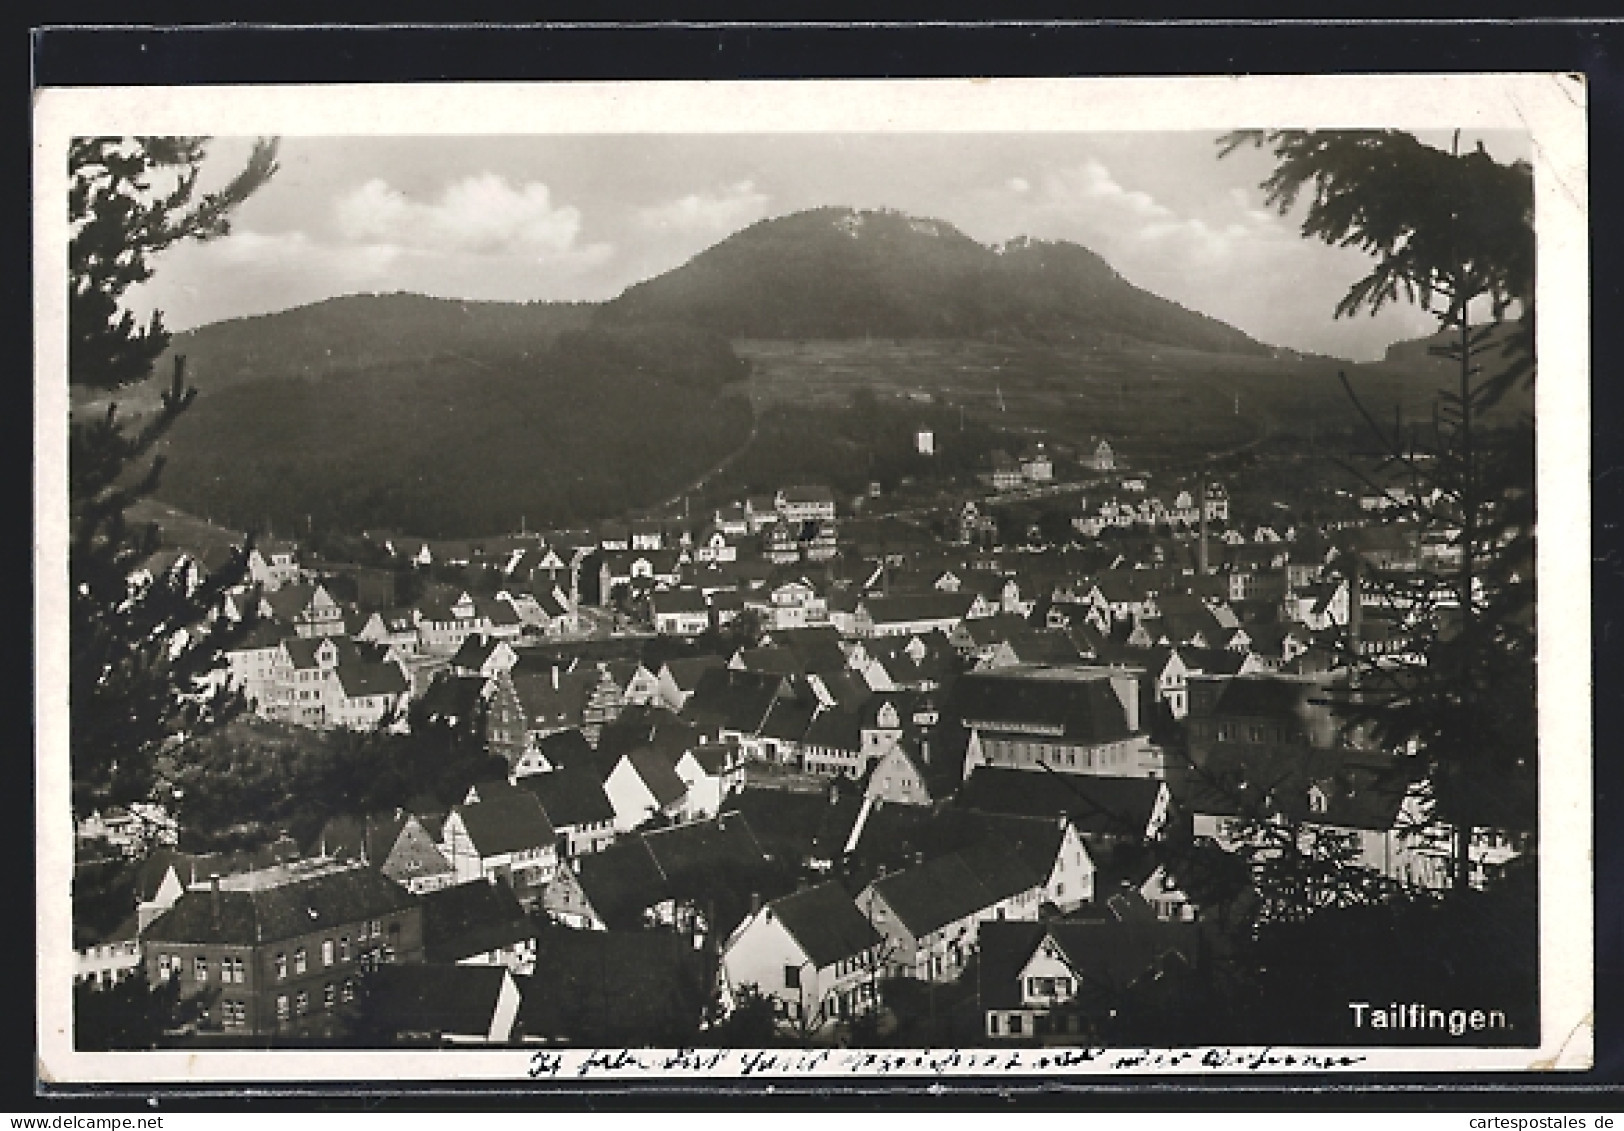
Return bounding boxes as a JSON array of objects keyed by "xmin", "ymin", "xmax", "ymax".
[
  {"xmin": 952, "ymin": 670, "xmax": 1131, "ymax": 744},
  {"xmin": 366, "ymin": 964, "xmax": 513, "ymax": 1040},
  {"xmin": 454, "ymin": 792, "xmax": 557, "ymax": 857},
  {"xmin": 519, "ymin": 930, "xmax": 705, "ymax": 1045},
  {"xmin": 660, "ymin": 656, "xmax": 727, "ymax": 693},
  {"xmin": 336, "ymin": 660, "xmax": 408, "ymax": 699},
  {"xmin": 653, "ymin": 587, "xmax": 709, "ymax": 615},
  {"xmin": 721, "ymin": 788, "xmax": 863, "ymax": 866},
  {"xmin": 683, "ymin": 668, "xmax": 787, "ymax": 734},
  {"xmin": 421, "ymin": 877, "xmax": 535, "ymax": 964},
  {"xmin": 624, "ymin": 748, "xmax": 689, "ymax": 808},
  {"xmin": 534, "ymin": 728, "xmax": 595, "ymax": 773},
  {"xmin": 957, "ymin": 767, "xmax": 1163, "ymax": 838},
  {"xmin": 863, "ymin": 592, "xmax": 977, "ymax": 625},
  {"xmin": 573, "ymin": 840, "xmax": 671, "ymax": 929},
  {"xmin": 802, "ymin": 707, "xmax": 863, "ymax": 753},
  {"xmin": 641, "ymin": 814, "xmax": 768, "ymax": 889},
  {"xmin": 516, "ymin": 766, "xmax": 615, "ymax": 828},
  {"xmin": 758, "ymin": 698, "xmax": 815, "ymax": 743},
  {"xmin": 866, "ymin": 842, "xmax": 1043, "ymax": 938},
  {"xmin": 314, "ymin": 811, "xmax": 408, "ymax": 865},
  {"xmin": 142, "ymin": 863, "xmax": 417, "ymax": 946},
  {"xmin": 762, "ymin": 881, "xmax": 881, "ymax": 969}
]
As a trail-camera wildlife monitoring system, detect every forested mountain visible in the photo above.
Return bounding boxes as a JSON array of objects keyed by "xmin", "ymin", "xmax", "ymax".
[
  {"xmin": 142, "ymin": 321, "xmax": 752, "ymax": 538},
  {"xmin": 597, "ymin": 206, "xmax": 1272, "ymax": 355},
  {"xmin": 116, "ymin": 207, "xmax": 1376, "ymax": 539}
]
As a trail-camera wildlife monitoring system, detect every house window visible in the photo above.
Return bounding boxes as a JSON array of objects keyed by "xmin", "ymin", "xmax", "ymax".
[
  {"xmin": 222, "ymin": 1000, "xmax": 246, "ymax": 1028},
  {"xmin": 784, "ymin": 965, "xmax": 802, "ymax": 990},
  {"xmin": 1008, "ymin": 1014, "xmax": 1024, "ymax": 1035},
  {"xmin": 371, "ymin": 920, "xmax": 382, "ymax": 938},
  {"xmin": 324, "ymin": 983, "xmax": 336, "ymax": 1010},
  {"xmin": 342, "ymin": 978, "xmax": 356, "ymax": 1004},
  {"xmin": 988, "ymin": 1014, "xmax": 1000, "ymax": 1036},
  {"xmin": 223, "ymin": 956, "xmax": 244, "ymax": 983},
  {"xmin": 322, "ymin": 939, "xmax": 334, "ymax": 966},
  {"xmin": 295, "ymin": 991, "xmax": 309, "ymax": 1016},
  {"xmin": 338, "ymin": 937, "xmax": 349, "ymax": 962},
  {"xmin": 194, "ymin": 955, "xmax": 208, "ymax": 981},
  {"xmin": 158, "ymin": 954, "xmax": 174, "ymax": 980},
  {"xmin": 294, "ymin": 948, "xmax": 307, "ymax": 975},
  {"xmin": 276, "ymin": 995, "xmax": 290, "ymax": 1021},
  {"xmin": 275, "ymin": 953, "xmax": 288, "ymax": 980}
]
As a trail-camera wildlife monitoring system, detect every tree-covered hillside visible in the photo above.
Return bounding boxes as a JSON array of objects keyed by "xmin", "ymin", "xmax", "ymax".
[{"xmin": 146, "ymin": 322, "xmax": 753, "ymax": 537}]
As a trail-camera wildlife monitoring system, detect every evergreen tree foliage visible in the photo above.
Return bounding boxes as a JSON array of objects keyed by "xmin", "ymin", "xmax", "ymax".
[
  {"xmin": 67, "ymin": 137, "xmax": 280, "ymax": 817},
  {"xmin": 1219, "ymin": 129, "xmax": 1535, "ymax": 889}
]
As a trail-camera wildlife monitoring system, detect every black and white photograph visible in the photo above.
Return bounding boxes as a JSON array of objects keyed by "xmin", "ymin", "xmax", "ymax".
[{"xmin": 35, "ymin": 73, "xmax": 1591, "ymax": 1084}]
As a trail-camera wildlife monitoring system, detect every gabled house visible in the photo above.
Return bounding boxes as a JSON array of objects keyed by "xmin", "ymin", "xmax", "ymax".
[
  {"xmin": 314, "ymin": 810, "xmax": 456, "ymax": 895},
  {"xmin": 245, "ymin": 538, "xmax": 301, "ymax": 592},
  {"xmin": 854, "ymin": 591, "xmax": 986, "ymax": 638},
  {"xmin": 651, "ymin": 587, "xmax": 711, "ymax": 636},
  {"xmin": 719, "ymin": 881, "xmax": 885, "ymax": 1033},
  {"xmin": 864, "ymin": 740, "xmax": 959, "ymax": 808},
  {"xmin": 672, "ymin": 742, "xmax": 747, "ymax": 820},
  {"xmin": 441, "ymin": 785, "xmax": 559, "ymax": 907},
  {"xmin": 516, "ymin": 765, "xmax": 617, "ymax": 858},
  {"xmin": 856, "ymin": 843, "xmax": 1046, "ymax": 983},
  {"xmin": 599, "ymin": 549, "xmax": 683, "ymax": 608},
  {"xmin": 656, "ymin": 655, "xmax": 728, "ymax": 712},
  {"xmin": 978, "ymin": 913, "xmax": 1200, "ymax": 1041},
  {"xmin": 355, "ymin": 608, "xmax": 422, "ymax": 657},
  {"xmin": 543, "ymin": 814, "xmax": 769, "ymax": 939},
  {"xmin": 260, "ymin": 582, "xmax": 345, "ymax": 639},
  {"xmin": 415, "ymin": 590, "xmax": 493, "ymax": 656},
  {"xmin": 449, "ymin": 635, "xmax": 519, "ymax": 681},
  {"xmin": 223, "ymin": 621, "xmax": 295, "ymax": 719},
  {"xmin": 603, "ymin": 748, "xmax": 690, "ymax": 832}
]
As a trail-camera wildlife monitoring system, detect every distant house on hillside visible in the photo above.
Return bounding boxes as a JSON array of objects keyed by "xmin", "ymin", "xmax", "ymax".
[{"xmin": 1093, "ymin": 439, "xmax": 1116, "ymax": 472}]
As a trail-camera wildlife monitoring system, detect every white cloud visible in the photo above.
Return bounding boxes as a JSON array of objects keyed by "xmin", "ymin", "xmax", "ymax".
[
  {"xmin": 333, "ymin": 173, "xmax": 590, "ymax": 258},
  {"xmin": 635, "ymin": 180, "xmax": 770, "ymax": 232}
]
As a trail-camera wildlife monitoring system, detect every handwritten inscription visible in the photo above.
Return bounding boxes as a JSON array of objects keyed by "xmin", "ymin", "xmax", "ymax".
[{"xmin": 527, "ymin": 1046, "xmax": 1369, "ymax": 1079}]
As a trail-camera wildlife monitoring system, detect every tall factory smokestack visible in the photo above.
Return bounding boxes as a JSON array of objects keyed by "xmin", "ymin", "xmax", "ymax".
[
  {"xmin": 1199, "ymin": 481, "xmax": 1210, "ymax": 576},
  {"xmin": 1347, "ymin": 549, "xmax": 1363, "ymax": 691}
]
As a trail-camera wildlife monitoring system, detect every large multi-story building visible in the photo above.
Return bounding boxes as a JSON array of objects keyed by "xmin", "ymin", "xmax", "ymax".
[
  {"xmin": 140, "ymin": 859, "xmax": 424, "ymax": 1039},
  {"xmin": 955, "ymin": 665, "xmax": 1163, "ymax": 779}
]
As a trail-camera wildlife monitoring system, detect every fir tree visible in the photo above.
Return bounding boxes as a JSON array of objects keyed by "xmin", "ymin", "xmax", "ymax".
[
  {"xmin": 68, "ymin": 137, "xmax": 280, "ymax": 818},
  {"xmin": 1218, "ymin": 129, "xmax": 1536, "ymax": 891}
]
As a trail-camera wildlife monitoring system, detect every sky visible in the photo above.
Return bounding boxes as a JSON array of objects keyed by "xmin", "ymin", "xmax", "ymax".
[{"xmin": 127, "ymin": 130, "xmax": 1532, "ymax": 362}]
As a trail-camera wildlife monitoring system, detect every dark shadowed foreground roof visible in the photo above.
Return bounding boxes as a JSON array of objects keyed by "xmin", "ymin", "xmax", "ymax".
[
  {"xmin": 421, "ymin": 878, "xmax": 535, "ymax": 964},
  {"xmin": 520, "ymin": 929, "xmax": 704, "ymax": 1046},
  {"xmin": 762, "ymin": 881, "xmax": 880, "ymax": 969},
  {"xmin": 366, "ymin": 964, "xmax": 514, "ymax": 1040},
  {"xmin": 143, "ymin": 862, "xmax": 417, "ymax": 946}
]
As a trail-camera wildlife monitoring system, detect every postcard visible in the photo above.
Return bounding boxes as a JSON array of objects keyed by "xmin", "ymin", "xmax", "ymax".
[{"xmin": 35, "ymin": 72, "xmax": 1591, "ymax": 1088}]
